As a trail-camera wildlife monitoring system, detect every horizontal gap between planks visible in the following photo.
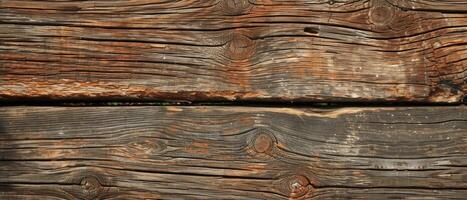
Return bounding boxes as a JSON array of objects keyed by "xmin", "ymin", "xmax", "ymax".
[{"xmin": 0, "ymin": 99, "xmax": 465, "ymax": 107}]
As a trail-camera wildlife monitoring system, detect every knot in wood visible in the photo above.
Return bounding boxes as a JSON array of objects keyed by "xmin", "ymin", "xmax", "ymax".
[
  {"xmin": 220, "ymin": 0, "xmax": 253, "ymax": 16},
  {"xmin": 127, "ymin": 139, "xmax": 165, "ymax": 156},
  {"xmin": 287, "ymin": 175, "xmax": 310, "ymax": 198},
  {"xmin": 253, "ymin": 133, "xmax": 274, "ymax": 153},
  {"xmin": 369, "ymin": 1, "xmax": 395, "ymax": 25},
  {"xmin": 80, "ymin": 176, "xmax": 103, "ymax": 199},
  {"xmin": 224, "ymin": 33, "xmax": 255, "ymax": 61}
]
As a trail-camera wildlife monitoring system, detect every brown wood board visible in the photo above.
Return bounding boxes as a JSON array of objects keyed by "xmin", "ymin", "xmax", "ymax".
[
  {"xmin": 0, "ymin": 0, "xmax": 466, "ymax": 102},
  {"xmin": 0, "ymin": 106, "xmax": 466, "ymax": 199}
]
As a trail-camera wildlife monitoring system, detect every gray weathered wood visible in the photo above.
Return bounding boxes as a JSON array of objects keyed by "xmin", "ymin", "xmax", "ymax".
[
  {"xmin": 0, "ymin": 0, "xmax": 466, "ymax": 102},
  {"xmin": 0, "ymin": 106, "xmax": 465, "ymax": 199}
]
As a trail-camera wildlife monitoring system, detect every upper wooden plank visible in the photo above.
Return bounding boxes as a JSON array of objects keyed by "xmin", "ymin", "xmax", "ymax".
[{"xmin": 0, "ymin": 0, "xmax": 466, "ymax": 102}]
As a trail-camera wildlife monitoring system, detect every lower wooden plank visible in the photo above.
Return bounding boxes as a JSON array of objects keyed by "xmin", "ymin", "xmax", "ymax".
[{"xmin": 0, "ymin": 106, "xmax": 466, "ymax": 199}]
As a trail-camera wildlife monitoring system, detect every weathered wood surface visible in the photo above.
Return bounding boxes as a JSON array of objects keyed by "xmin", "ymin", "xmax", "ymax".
[
  {"xmin": 0, "ymin": 106, "xmax": 465, "ymax": 199},
  {"xmin": 0, "ymin": 0, "xmax": 466, "ymax": 102}
]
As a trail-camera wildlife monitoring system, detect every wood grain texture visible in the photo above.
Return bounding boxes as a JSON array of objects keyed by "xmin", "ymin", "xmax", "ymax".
[
  {"xmin": 0, "ymin": 106, "xmax": 466, "ymax": 199},
  {"xmin": 0, "ymin": 0, "xmax": 466, "ymax": 102}
]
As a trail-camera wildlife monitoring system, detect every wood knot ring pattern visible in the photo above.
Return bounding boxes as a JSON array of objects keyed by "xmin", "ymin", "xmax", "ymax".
[
  {"xmin": 224, "ymin": 33, "xmax": 256, "ymax": 61},
  {"xmin": 61, "ymin": 170, "xmax": 115, "ymax": 199},
  {"xmin": 369, "ymin": 1, "xmax": 395, "ymax": 25},
  {"xmin": 128, "ymin": 139, "xmax": 165, "ymax": 155},
  {"xmin": 287, "ymin": 175, "xmax": 310, "ymax": 198},
  {"xmin": 220, "ymin": 0, "xmax": 253, "ymax": 16},
  {"xmin": 253, "ymin": 133, "xmax": 274, "ymax": 153},
  {"xmin": 80, "ymin": 176, "xmax": 103, "ymax": 199}
]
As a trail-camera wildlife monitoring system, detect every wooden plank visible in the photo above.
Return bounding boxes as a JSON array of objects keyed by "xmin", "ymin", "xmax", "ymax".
[
  {"xmin": 0, "ymin": 106, "xmax": 465, "ymax": 199},
  {"xmin": 0, "ymin": 0, "xmax": 465, "ymax": 102}
]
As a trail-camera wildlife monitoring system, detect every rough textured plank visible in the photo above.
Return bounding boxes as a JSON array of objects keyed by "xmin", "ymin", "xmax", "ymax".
[
  {"xmin": 0, "ymin": 106, "xmax": 465, "ymax": 199},
  {"xmin": 0, "ymin": 0, "xmax": 466, "ymax": 102}
]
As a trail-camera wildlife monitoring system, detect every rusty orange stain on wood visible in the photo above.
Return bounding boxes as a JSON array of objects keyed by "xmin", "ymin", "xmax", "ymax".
[
  {"xmin": 0, "ymin": 79, "xmax": 266, "ymax": 101},
  {"xmin": 185, "ymin": 142, "xmax": 210, "ymax": 154},
  {"xmin": 165, "ymin": 124, "xmax": 179, "ymax": 135}
]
